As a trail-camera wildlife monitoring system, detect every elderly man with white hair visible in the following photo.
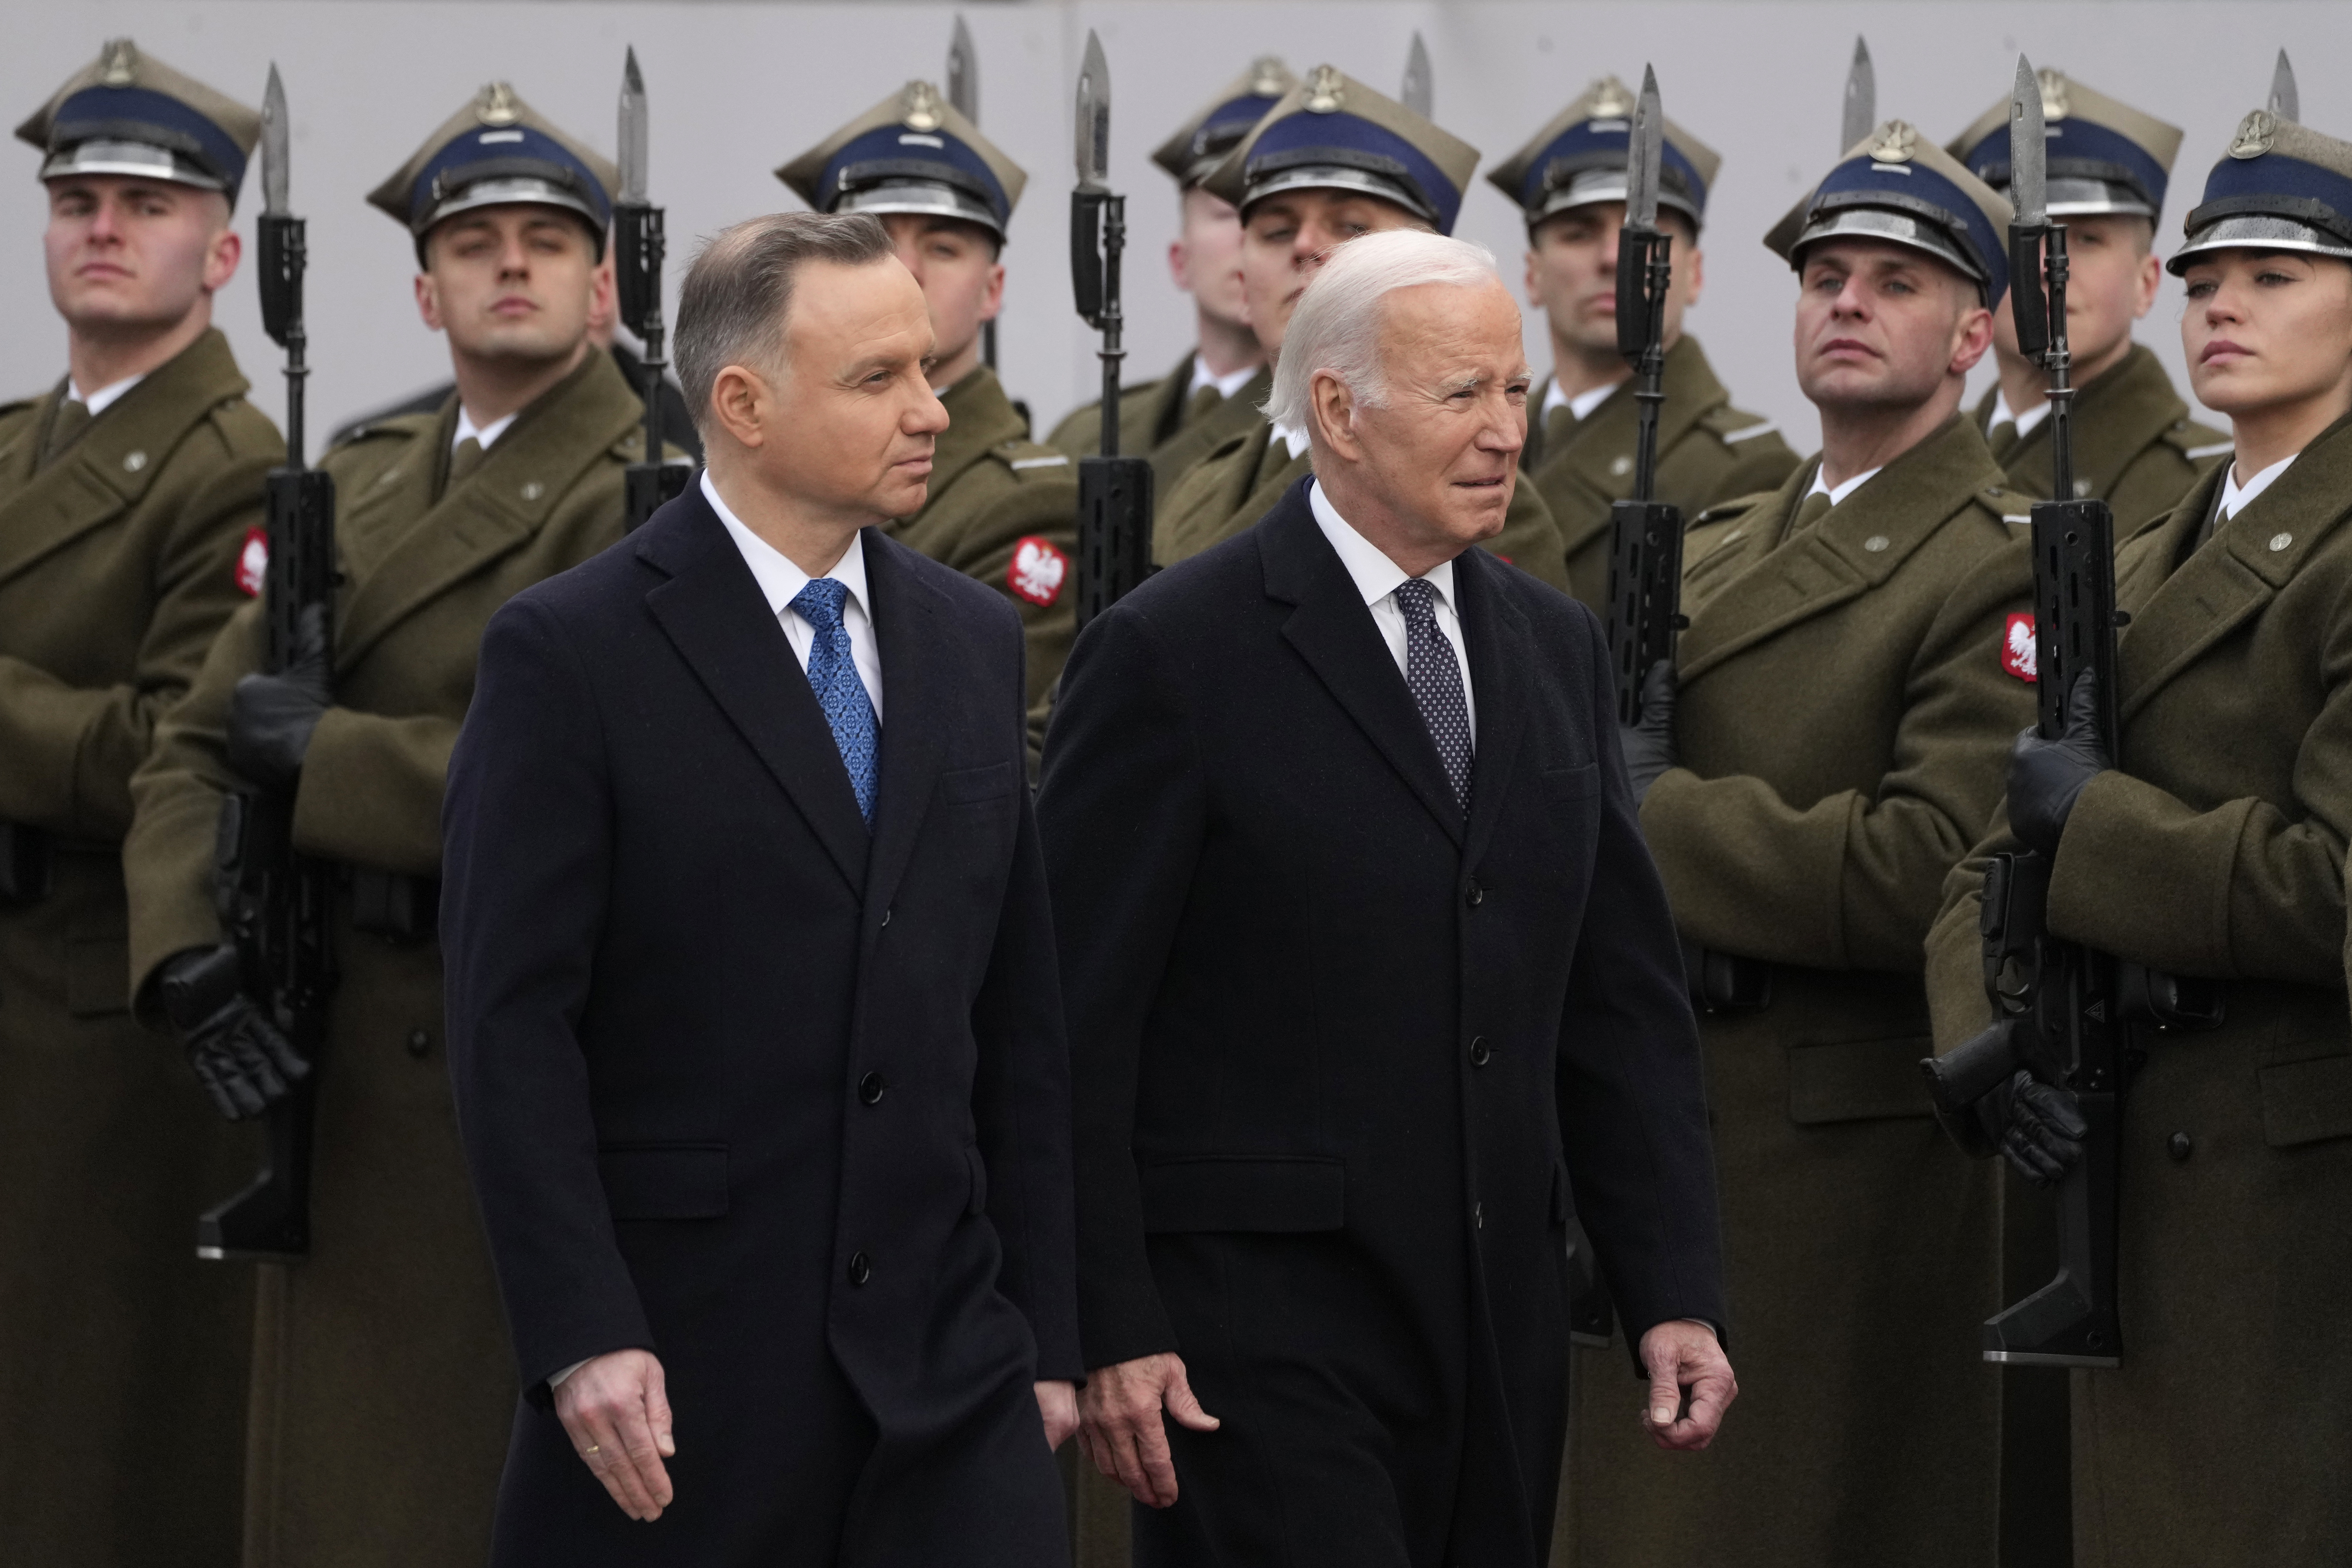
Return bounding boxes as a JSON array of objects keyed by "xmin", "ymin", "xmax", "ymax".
[{"xmin": 1038, "ymin": 228, "xmax": 1734, "ymax": 1568}]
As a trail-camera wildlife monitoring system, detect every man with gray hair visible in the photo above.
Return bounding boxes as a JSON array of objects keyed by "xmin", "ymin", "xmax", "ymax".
[
  {"xmin": 441, "ymin": 209, "xmax": 1080, "ymax": 1565},
  {"xmin": 1039, "ymin": 226, "xmax": 1733, "ymax": 1567}
]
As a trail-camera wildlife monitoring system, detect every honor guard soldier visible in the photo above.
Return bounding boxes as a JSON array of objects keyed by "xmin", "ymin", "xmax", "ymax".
[
  {"xmin": 1568, "ymin": 118, "xmax": 2040, "ymax": 1568},
  {"xmin": 780, "ymin": 83, "xmax": 1080, "ymax": 758},
  {"xmin": 1045, "ymin": 57, "xmax": 1292, "ymax": 487},
  {"xmin": 0, "ymin": 40, "xmax": 280, "ymax": 1566},
  {"xmin": 1151, "ymin": 65, "xmax": 1571, "ymax": 591},
  {"xmin": 1489, "ymin": 77, "xmax": 1798, "ymax": 618},
  {"xmin": 1951, "ymin": 69, "xmax": 2229, "ymax": 530},
  {"xmin": 1929, "ymin": 104, "xmax": 2352, "ymax": 1568},
  {"xmin": 122, "ymin": 82, "xmax": 660, "ymax": 1566}
]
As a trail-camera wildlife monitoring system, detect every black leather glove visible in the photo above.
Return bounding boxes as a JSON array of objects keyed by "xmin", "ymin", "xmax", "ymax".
[
  {"xmin": 228, "ymin": 603, "xmax": 331, "ymax": 788},
  {"xmin": 158, "ymin": 946, "xmax": 309, "ymax": 1121},
  {"xmin": 2009, "ymin": 669, "xmax": 2110, "ymax": 856},
  {"xmin": 1976, "ymin": 1068, "xmax": 2089, "ymax": 1187},
  {"xmin": 1617, "ymin": 659, "xmax": 1679, "ymax": 805}
]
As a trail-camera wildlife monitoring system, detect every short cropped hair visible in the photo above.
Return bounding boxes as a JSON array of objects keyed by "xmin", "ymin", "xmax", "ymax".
[
  {"xmin": 1264, "ymin": 229, "xmax": 1502, "ymax": 431},
  {"xmin": 674, "ymin": 210, "xmax": 894, "ymax": 436}
]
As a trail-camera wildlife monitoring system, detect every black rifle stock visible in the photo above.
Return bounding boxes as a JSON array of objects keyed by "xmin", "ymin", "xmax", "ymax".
[
  {"xmin": 617, "ymin": 200, "xmax": 689, "ymax": 530},
  {"xmin": 204, "ymin": 203, "xmax": 335, "ymax": 1261},
  {"xmin": 1071, "ymin": 186, "xmax": 1153, "ymax": 629}
]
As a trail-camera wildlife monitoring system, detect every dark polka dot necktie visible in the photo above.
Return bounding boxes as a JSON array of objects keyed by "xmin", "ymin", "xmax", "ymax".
[
  {"xmin": 1395, "ymin": 577, "xmax": 1473, "ymax": 814},
  {"xmin": 789, "ymin": 577, "xmax": 880, "ymax": 827}
]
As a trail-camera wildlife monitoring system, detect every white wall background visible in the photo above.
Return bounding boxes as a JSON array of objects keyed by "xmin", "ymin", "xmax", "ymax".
[{"xmin": 7, "ymin": 1, "xmax": 2347, "ymax": 458}]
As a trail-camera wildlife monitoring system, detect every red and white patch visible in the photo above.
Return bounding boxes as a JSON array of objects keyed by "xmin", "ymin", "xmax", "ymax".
[
  {"xmin": 234, "ymin": 527, "xmax": 269, "ymax": 598},
  {"xmin": 2001, "ymin": 612, "xmax": 2038, "ymax": 683},
  {"xmin": 1008, "ymin": 535, "xmax": 1068, "ymax": 607}
]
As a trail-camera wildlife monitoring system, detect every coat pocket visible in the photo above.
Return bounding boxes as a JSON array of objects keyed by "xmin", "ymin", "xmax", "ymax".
[
  {"xmin": 598, "ymin": 1143, "xmax": 730, "ymax": 1220},
  {"xmin": 64, "ymin": 931, "xmax": 130, "ymax": 1017},
  {"xmin": 2259, "ymin": 1052, "xmax": 2352, "ymax": 1149},
  {"xmin": 1542, "ymin": 762, "xmax": 1601, "ymax": 803},
  {"xmin": 1139, "ymin": 1155, "xmax": 1345, "ymax": 1233},
  {"xmin": 943, "ymin": 761, "xmax": 1016, "ymax": 804},
  {"xmin": 1787, "ymin": 1037, "xmax": 1934, "ymax": 1124}
]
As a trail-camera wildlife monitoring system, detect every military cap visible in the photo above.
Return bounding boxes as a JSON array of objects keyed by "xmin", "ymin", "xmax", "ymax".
[
  {"xmin": 2168, "ymin": 109, "xmax": 2352, "ymax": 273},
  {"xmin": 1487, "ymin": 75, "xmax": 1721, "ymax": 231},
  {"xmin": 1766, "ymin": 120, "xmax": 2014, "ymax": 304},
  {"xmin": 367, "ymin": 83, "xmax": 619, "ymax": 263},
  {"xmin": 1201, "ymin": 64, "xmax": 1479, "ymax": 234},
  {"xmin": 15, "ymin": 38, "xmax": 261, "ymax": 202},
  {"xmin": 778, "ymin": 81, "xmax": 1028, "ymax": 243},
  {"xmin": 1949, "ymin": 67, "xmax": 2181, "ymax": 219},
  {"xmin": 1152, "ymin": 57, "xmax": 1297, "ymax": 188}
]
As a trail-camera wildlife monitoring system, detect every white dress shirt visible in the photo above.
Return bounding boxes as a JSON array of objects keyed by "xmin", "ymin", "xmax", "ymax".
[
  {"xmin": 452, "ymin": 406, "xmax": 520, "ymax": 453},
  {"xmin": 1806, "ymin": 464, "xmax": 1885, "ymax": 508},
  {"xmin": 1188, "ymin": 357, "xmax": 1262, "ymax": 401},
  {"xmin": 2219, "ymin": 453, "xmax": 2295, "ymax": 522},
  {"xmin": 1308, "ymin": 479, "xmax": 1476, "ymax": 744},
  {"xmin": 66, "ymin": 372, "xmax": 144, "ymax": 418},
  {"xmin": 1268, "ymin": 419, "xmax": 1312, "ymax": 461},
  {"xmin": 1540, "ymin": 374, "xmax": 1621, "ymax": 428},
  {"xmin": 702, "ymin": 470, "xmax": 885, "ymax": 719},
  {"xmin": 1988, "ymin": 388, "xmax": 2051, "ymax": 442}
]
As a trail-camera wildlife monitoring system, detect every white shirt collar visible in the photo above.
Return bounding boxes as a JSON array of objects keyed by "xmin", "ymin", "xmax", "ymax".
[
  {"xmin": 1308, "ymin": 478, "xmax": 1456, "ymax": 612},
  {"xmin": 1989, "ymin": 387, "xmax": 2051, "ymax": 440},
  {"xmin": 2219, "ymin": 453, "xmax": 2296, "ymax": 522},
  {"xmin": 1807, "ymin": 463, "xmax": 1884, "ymax": 508},
  {"xmin": 69, "ymin": 373, "xmax": 144, "ymax": 418},
  {"xmin": 700, "ymin": 469, "xmax": 870, "ymax": 623},
  {"xmin": 1541, "ymin": 374, "xmax": 1620, "ymax": 426},
  {"xmin": 453, "ymin": 406, "xmax": 521, "ymax": 453},
  {"xmin": 1188, "ymin": 356, "xmax": 1261, "ymax": 401},
  {"xmin": 1268, "ymin": 419, "xmax": 1311, "ymax": 460}
]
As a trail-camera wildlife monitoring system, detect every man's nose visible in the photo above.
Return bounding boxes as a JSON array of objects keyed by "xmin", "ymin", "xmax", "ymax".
[
  {"xmin": 1477, "ymin": 397, "xmax": 1526, "ymax": 453},
  {"xmin": 906, "ymin": 385, "xmax": 950, "ymax": 435},
  {"xmin": 84, "ymin": 198, "xmax": 122, "ymax": 241}
]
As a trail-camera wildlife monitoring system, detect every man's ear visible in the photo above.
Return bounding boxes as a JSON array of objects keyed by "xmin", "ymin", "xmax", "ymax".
[
  {"xmin": 707, "ymin": 363, "xmax": 769, "ymax": 450},
  {"xmin": 201, "ymin": 223, "xmax": 242, "ymax": 297},
  {"xmin": 414, "ymin": 270, "xmax": 444, "ymax": 333},
  {"xmin": 1949, "ymin": 300, "xmax": 1996, "ymax": 378},
  {"xmin": 1310, "ymin": 369, "xmax": 1361, "ymax": 462}
]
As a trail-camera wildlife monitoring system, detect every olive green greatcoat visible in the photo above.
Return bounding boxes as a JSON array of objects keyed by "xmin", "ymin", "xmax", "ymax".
[
  {"xmin": 0, "ymin": 328, "xmax": 279, "ymax": 1568},
  {"xmin": 1926, "ymin": 419, "xmax": 2352, "ymax": 1568},
  {"xmin": 1048, "ymin": 347, "xmax": 1268, "ymax": 472},
  {"xmin": 1151, "ymin": 413, "xmax": 1574, "ymax": 594},
  {"xmin": 898, "ymin": 366, "xmax": 1082, "ymax": 751},
  {"xmin": 1565, "ymin": 417, "xmax": 2039, "ymax": 1568},
  {"xmin": 123, "ymin": 348, "xmax": 646, "ymax": 1568},
  {"xmin": 1973, "ymin": 343, "xmax": 2229, "ymax": 532},
  {"xmin": 1524, "ymin": 335, "xmax": 1801, "ymax": 619}
]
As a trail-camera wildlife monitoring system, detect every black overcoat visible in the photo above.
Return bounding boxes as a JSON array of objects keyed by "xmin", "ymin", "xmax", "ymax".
[
  {"xmin": 441, "ymin": 485, "xmax": 1079, "ymax": 1566},
  {"xmin": 1037, "ymin": 478, "xmax": 1726, "ymax": 1568}
]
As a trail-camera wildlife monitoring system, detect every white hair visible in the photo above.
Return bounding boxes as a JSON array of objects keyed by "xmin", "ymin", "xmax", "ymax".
[{"xmin": 1262, "ymin": 229, "xmax": 1503, "ymax": 433}]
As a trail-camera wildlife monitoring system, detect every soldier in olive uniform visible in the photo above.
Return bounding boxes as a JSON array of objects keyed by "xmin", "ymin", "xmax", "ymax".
[
  {"xmin": 1045, "ymin": 58, "xmax": 1291, "ymax": 488},
  {"xmin": 1488, "ymin": 77, "xmax": 1798, "ymax": 618},
  {"xmin": 1929, "ymin": 109, "xmax": 2352, "ymax": 1568},
  {"xmin": 1568, "ymin": 120, "xmax": 2039, "ymax": 1568},
  {"xmin": 780, "ymin": 82, "xmax": 1080, "ymax": 753},
  {"xmin": 1152, "ymin": 65, "xmax": 1572, "ymax": 593},
  {"xmin": 123, "ymin": 84, "xmax": 657, "ymax": 1567},
  {"xmin": 0, "ymin": 41, "xmax": 279, "ymax": 1567},
  {"xmin": 1951, "ymin": 69, "xmax": 2229, "ymax": 532}
]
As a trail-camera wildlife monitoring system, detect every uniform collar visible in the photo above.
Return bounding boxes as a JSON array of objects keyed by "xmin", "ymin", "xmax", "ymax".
[
  {"xmin": 1541, "ymin": 373, "xmax": 1620, "ymax": 425},
  {"xmin": 2220, "ymin": 452, "xmax": 2295, "ymax": 520},
  {"xmin": 1189, "ymin": 356, "xmax": 1263, "ymax": 401},
  {"xmin": 67, "ymin": 371, "xmax": 145, "ymax": 417}
]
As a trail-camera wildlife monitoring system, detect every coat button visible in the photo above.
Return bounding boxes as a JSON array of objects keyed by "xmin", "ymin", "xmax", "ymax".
[
  {"xmin": 1864, "ymin": 535, "xmax": 1890, "ymax": 553},
  {"xmin": 2270, "ymin": 532, "xmax": 2293, "ymax": 553},
  {"xmin": 847, "ymin": 1251, "xmax": 872, "ymax": 1286},
  {"xmin": 858, "ymin": 1071, "xmax": 886, "ymax": 1105},
  {"xmin": 405, "ymin": 1028, "xmax": 430, "ymax": 1058},
  {"xmin": 880, "ymin": 907, "xmax": 892, "ymax": 928},
  {"xmin": 123, "ymin": 450, "xmax": 147, "ymax": 472},
  {"xmin": 2167, "ymin": 1132, "xmax": 2193, "ymax": 1162},
  {"xmin": 1468, "ymin": 1036, "xmax": 1491, "ymax": 1067},
  {"xmin": 520, "ymin": 481, "xmax": 545, "ymax": 501},
  {"xmin": 1473, "ymin": 1201, "xmax": 1484, "ymax": 1229},
  {"xmin": 1465, "ymin": 879, "xmax": 1484, "ymax": 907}
]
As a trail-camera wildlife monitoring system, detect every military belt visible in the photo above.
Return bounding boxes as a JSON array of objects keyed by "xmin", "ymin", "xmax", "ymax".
[{"xmin": 349, "ymin": 866, "xmax": 438, "ymax": 944}]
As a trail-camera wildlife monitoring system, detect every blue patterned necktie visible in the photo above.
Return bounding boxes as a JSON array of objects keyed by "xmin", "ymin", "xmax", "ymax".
[
  {"xmin": 789, "ymin": 577, "xmax": 880, "ymax": 827},
  {"xmin": 1394, "ymin": 577, "xmax": 1473, "ymax": 814}
]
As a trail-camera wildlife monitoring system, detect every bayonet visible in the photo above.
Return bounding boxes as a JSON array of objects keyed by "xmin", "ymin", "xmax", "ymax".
[
  {"xmin": 613, "ymin": 47, "xmax": 688, "ymax": 529},
  {"xmin": 2009, "ymin": 52, "xmax": 2047, "ymax": 230},
  {"xmin": 948, "ymin": 16, "xmax": 979, "ymax": 124},
  {"xmin": 261, "ymin": 65, "xmax": 289, "ymax": 217},
  {"xmin": 1402, "ymin": 32, "xmax": 1432, "ymax": 119},
  {"xmin": 1842, "ymin": 35, "xmax": 1874, "ymax": 152},
  {"xmin": 618, "ymin": 47, "xmax": 649, "ymax": 205},
  {"xmin": 1625, "ymin": 65, "xmax": 1663, "ymax": 233},
  {"xmin": 1075, "ymin": 29, "xmax": 1109, "ymax": 192},
  {"xmin": 2269, "ymin": 48, "xmax": 2298, "ymax": 123}
]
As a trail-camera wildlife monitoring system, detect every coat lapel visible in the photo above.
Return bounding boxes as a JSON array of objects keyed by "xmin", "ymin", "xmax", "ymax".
[
  {"xmin": 2005, "ymin": 346, "xmax": 2187, "ymax": 501},
  {"xmin": 860, "ymin": 533, "xmax": 955, "ymax": 917},
  {"xmin": 335, "ymin": 350, "xmax": 638, "ymax": 669},
  {"xmin": 1537, "ymin": 336, "xmax": 1728, "ymax": 560},
  {"xmin": 640, "ymin": 488, "xmax": 872, "ymax": 894},
  {"xmin": 1262, "ymin": 482, "xmax": 1466, "ymax": 844},
  {"xmin": 1455, "ymin": 547, "xmax": 1530, "ymax": 868}
]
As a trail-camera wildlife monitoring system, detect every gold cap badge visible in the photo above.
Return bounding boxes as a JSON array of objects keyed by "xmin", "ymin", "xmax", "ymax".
[
  {"xmin": 1250, "ymin": 57, "xmax": 1289, "ymax": 97},
  {"xmin": 2037, "ymin": 68, "xmax": 2071, "ymax": 123},
  {"xmin": 2230, "ymin": 109, "xmax": 2277, "ymax": 159},
  {"xmin": 1587, "ymin": 78, "xmax": 1635, "ymax": 120},
  {"xmin": 98, "ymin": 38, "xmax": 139, "ymax": 88},
  {"xmin": 475, "ymin": 82, "xmax": 521, "ymax": 127},
  {"xmin": 900, "ymin": 80, "xmax": 944, "ymax": 133},
  {"xmin": 1304, "ymin": 65, "xmax": 1345, "ymax": 115},
  {"xmin": 1868, "ymin": 121, "xmax": 1918, "ymax": 163}
]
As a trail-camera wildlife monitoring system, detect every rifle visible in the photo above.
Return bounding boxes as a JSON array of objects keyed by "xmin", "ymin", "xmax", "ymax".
[
  {"xmin": 1069, "ymin": 31, "xmax": 1153, "ymax": 631},
  {"xmin": 948, "ymin": 16, "xmax": 1000, "ymax": 380},
  {"xmin": 202, "ymin": 64, "xmax": 334, "ymax": 1261},
  {"xmin": 616, "ymin": 48, "xmax": 689, "ymax": 531}
]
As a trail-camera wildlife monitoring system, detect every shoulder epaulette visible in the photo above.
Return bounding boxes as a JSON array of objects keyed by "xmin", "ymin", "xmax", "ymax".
[
  {"xmin": 1690, "ymin": 490, "xmax": 1776, "ymax": 527},
  {"xmin": 2158, "ymin": 418, "xmax": 2233, "ymax": 465},
  {"xmin": 994, "ymin": 440, "xmax": 1075, "ymax": 481},
  {"xmin": 327, "ymin": 411, "xmax": 438, "ymax": 454},
  {"xmin": 1697, "ymin": 406, "xmax": 1783, "ymax": 446}
]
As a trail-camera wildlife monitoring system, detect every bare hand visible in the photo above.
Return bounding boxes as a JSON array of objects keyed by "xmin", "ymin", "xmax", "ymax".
[
  {"xmin": 1077, "ymin": 1352, "xmax": 1221, "ymax": 1507},
  {"xmin": 1638, "ymin": 1319, "xmax": 1737, "ymax": 1451},
  {"xmin": 554, "ymin": 1350, "xmax": 676, "ymax": 1521},
  {"xmin": 1035, "ymin": 1379, "xmax": 1080, "ymax": 1450}
]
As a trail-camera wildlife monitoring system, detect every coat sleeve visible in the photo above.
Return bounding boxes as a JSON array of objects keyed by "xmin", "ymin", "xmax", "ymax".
[
  {"xmin": 1642, "ymin": 533, "xmax": 2035, "ymax": 972},
  {"xmin": 0, "ymin": 440, "xmax": 270, "ymax": 838},
  {"xmin": 442, "ymin": 594, "xmax": 654, "ymax": 1399},
  {"xmin": 968, "ymin": 600, "xmax": 1083, "ymax": 1382},
  {"xmin": 1035, "ymin": 603, "xmax": 1209, "ymax": 1371},
  {"xmin": 1555, "ymin": 610, "xmax": 1728, "ymax": 1349},
  {"xmin": 292, "ymin": 707, "xmax": 459, "ymax": 876}
]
